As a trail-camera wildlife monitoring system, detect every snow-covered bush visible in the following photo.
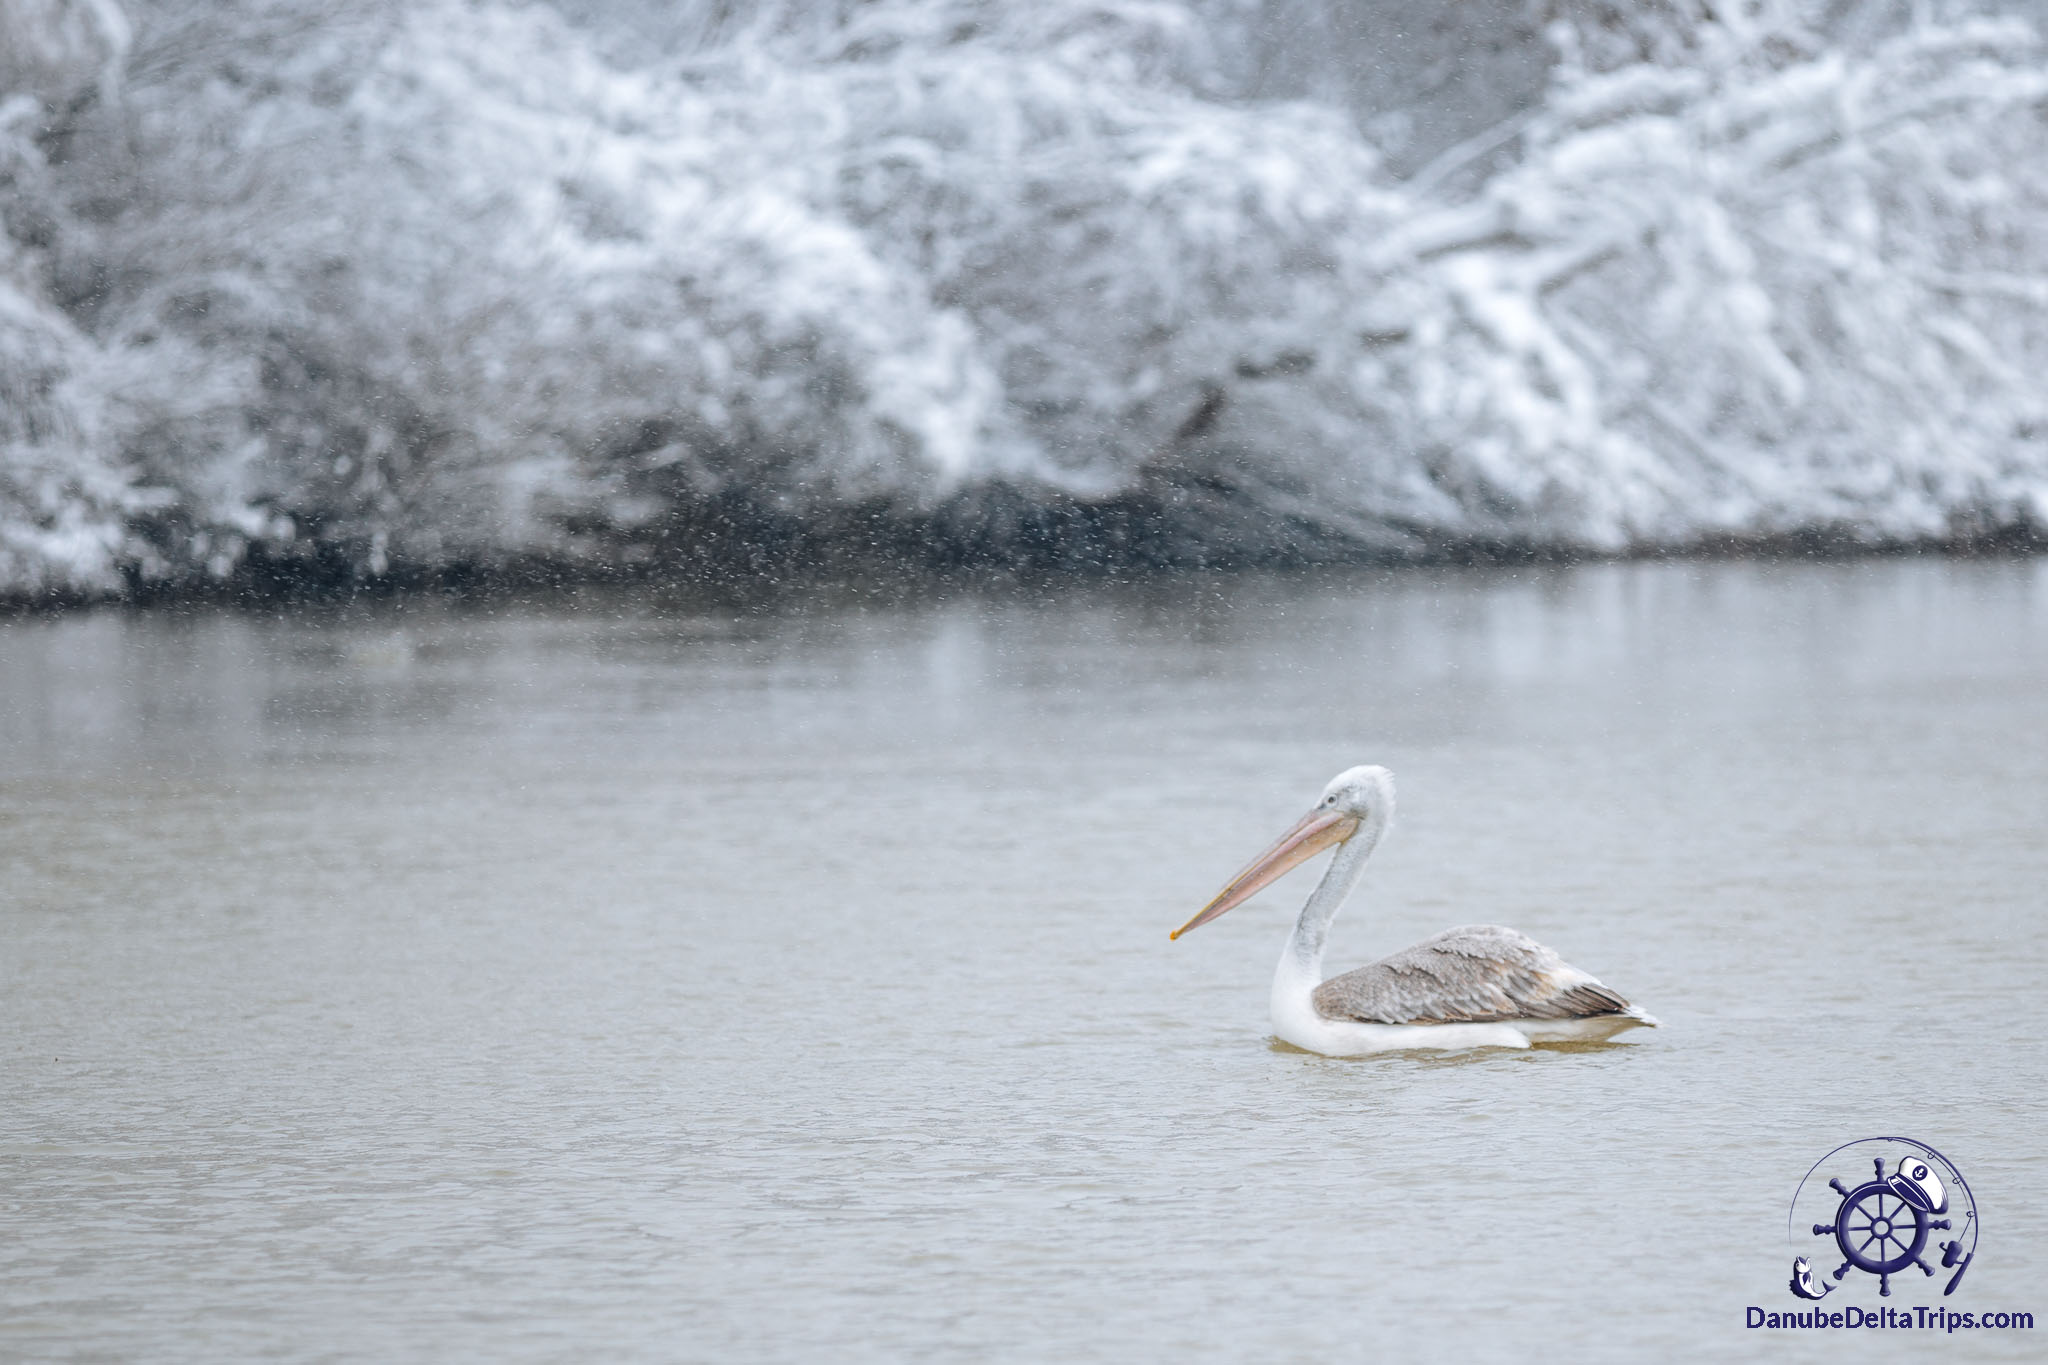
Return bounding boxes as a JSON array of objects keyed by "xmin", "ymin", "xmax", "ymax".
[
  {"xmin": 1350, "ymin": 12, "xmax": 2048, "ymax": 548},
  {"xmin": 0, "ymin": 0, "xmax": 137, "ymax": 593},
  {"xmin": 3, "ymin": 0, "xmax": 2047, "ymax": 596}
]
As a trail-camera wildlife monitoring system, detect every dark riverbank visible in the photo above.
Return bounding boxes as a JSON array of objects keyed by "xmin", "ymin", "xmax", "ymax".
[{"xmin": 7, "ymin": 481, "xmax": 2044, "ymax": 616}]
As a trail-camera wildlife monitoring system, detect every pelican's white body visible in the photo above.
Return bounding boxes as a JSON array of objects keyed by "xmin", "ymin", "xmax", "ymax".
[
  {"xmin": 1269, "ymin": 952, "xmax": 1646, "ymax": 1054},
  {"xmin": 1192, "ymin": 765, "xmax": 1655, "ymax": 1057}
]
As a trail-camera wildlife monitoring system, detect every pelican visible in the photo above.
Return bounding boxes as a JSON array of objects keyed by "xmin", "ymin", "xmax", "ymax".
[{"xmin": 1171, "ymin": 766, "xmax": 1656, "ymax": 1055}]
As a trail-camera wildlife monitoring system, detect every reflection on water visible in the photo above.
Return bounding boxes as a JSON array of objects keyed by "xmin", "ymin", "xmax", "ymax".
[{"xmin": 3, "ymin": 560, "xmax": 2046, "ymax": 1360}]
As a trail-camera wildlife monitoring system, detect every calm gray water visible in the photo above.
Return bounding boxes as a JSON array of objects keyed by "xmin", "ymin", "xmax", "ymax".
[{"xmin": 3, "ymin": 560, "xmax": 2045, "ymax": 1361}]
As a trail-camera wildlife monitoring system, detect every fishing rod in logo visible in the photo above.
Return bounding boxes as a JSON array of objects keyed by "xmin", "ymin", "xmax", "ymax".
[{"xmin": 1787, "ymin": 1137, "xmax": 1978, "ymax": 1301}]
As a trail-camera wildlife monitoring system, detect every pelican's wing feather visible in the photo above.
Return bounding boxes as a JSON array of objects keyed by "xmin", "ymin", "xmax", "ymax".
[{"xmin": 1311, "ymin": 925, "xmax": 1633, "ymax": 1025}]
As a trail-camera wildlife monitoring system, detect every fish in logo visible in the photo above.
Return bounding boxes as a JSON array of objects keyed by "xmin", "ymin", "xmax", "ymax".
[{"xmin": 1789, "ymin": 1256, "xmax": 1834, "ymax": 1300}]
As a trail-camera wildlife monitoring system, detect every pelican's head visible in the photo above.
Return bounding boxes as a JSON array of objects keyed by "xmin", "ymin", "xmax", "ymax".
[
  {"xmin": 1317, "ymin": 764, "xmax": 1396, "ymax": 821},
  {"xmin": 1170, "ymin": 765, "xmax": 1394, "ymax": 940}
]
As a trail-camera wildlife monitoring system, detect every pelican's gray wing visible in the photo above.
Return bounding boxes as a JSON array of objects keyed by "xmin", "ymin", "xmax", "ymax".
[{"xmin": 1311, "ymin": 925, "xmax": 1633, "ymax": 1025}]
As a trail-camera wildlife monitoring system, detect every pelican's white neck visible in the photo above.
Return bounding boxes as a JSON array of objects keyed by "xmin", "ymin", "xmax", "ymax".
[{"xmin": 1272, "ymin": 809, "xmax": 1386, "ymax": 1011}]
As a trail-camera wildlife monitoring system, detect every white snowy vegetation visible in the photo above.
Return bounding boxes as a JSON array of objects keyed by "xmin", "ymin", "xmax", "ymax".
[{"xmin": 3, "ymin": 0, "xmax": 2046, "ymax": 596}]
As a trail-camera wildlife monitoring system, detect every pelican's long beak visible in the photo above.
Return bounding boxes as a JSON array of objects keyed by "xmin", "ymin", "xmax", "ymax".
[{"xmin": 1170, "ymin": 807, "xmax": 1359, "ymax": 939}]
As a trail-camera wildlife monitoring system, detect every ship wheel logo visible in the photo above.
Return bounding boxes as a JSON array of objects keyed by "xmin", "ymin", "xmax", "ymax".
[{"xmin": 1787, "ymin": 1137, "xmax": 1978, "ymax": 1300}]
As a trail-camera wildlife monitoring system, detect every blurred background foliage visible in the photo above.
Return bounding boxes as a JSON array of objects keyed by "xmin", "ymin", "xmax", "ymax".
[{"xmin": 4, "ymin": 0, "xmax": 2047, "ymax": 598}]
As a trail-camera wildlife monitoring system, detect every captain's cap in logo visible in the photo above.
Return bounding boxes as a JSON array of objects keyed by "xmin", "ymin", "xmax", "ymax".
[{"xmin": 1887, "ymin": 1159, "xmax": 1947, "ymax": 1215}]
